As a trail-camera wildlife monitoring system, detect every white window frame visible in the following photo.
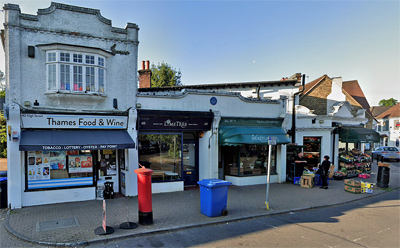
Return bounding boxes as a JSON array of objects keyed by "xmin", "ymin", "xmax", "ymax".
[{"xmin": 45, "ymin": 50, "xmax": 106, "ymax": 94}]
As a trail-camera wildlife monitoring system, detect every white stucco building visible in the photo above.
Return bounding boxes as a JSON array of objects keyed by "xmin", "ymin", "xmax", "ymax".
[{"xmin": 3, "ymin": 2, "xmax": 139, "ymax": 208}]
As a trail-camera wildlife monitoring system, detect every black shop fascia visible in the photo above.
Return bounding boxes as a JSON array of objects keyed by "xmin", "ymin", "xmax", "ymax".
[{"xmin": 137, "ymin": 110, "xmax": 213, "ymax": 186}]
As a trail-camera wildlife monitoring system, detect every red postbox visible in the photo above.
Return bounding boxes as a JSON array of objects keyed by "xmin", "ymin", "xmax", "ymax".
[{"xmin": 134, "ymin": 165, "xmax": 153, "ymax": 225}]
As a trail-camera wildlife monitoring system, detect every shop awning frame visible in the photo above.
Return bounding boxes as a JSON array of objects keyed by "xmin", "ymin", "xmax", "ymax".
[
  {"xmin": 219, "ymin": 126, "xmax": 290, "ymax": 146},
  {"xmin": 19, "ymin": 130, "xmax": 135, "ymax": 151},
  {"xmin": 338, "ymin": 126, "xmax": 380, "ymax": 143}
]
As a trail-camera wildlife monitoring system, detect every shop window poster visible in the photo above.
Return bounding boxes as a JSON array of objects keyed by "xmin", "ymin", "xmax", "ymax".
[
  {"xmin": 107, "ymin": 162, "xmax": 117, "ymax": 175},
  {"xmin": 28, "ymin": 151, "xmax": 51, "ymax": 181},
  {"xmin": 50, "ymin": 151, "xmax": 66, "ymax": 170},
  {"xmin": 68, "ymin": 155, "xmax": 93, "ymax": 173}
]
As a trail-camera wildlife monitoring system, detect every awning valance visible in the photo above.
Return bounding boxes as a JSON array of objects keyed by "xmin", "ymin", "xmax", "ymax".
[
  {"xmin": 138, "ymin": 110, "xmax": 213, "ymax": 131},
  {"xmin": 338, "ymin": 127, "xmax": 380, "ymax": 143},
  {"xmin": 19, "ymin": 130, "xmax": 135, "ymax": 151},
  {"xmin": 219, "ymin": 118, "xmax": 290, "ymax": 146}
]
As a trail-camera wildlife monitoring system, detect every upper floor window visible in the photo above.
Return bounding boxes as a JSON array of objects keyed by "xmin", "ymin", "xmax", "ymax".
[
  {"xmin": 382, "ymin": 120, "xmax": 389, "ymax": 131},
  {"xmin": 46, "ymin": 50, "xmax": 106, "ymax": 94},
  {"xmin": 394, "ymin": 120, "xmax": 400, "ymax": 131}
]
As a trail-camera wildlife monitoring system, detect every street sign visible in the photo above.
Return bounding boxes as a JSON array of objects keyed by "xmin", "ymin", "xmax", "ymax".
[{"xmin": 268, "ymin": 136, "xmax": 277, "ymax": 145}]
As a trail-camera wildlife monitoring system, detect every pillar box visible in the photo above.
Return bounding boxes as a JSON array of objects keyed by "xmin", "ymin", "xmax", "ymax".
[{"xmin": 134, "ymin": 166, "xmax": 153, "ymax": 225}]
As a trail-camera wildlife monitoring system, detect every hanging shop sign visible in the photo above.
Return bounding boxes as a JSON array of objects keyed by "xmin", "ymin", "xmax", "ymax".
[{"xmin": 21, "ymin": 114, "xmax": 128, "ymax": 129}]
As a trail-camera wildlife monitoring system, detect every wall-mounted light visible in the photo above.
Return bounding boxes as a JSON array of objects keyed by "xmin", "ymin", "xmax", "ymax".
[
  {"xmin": 136, "ymin": 103, "xmax": 142, "ymax": 108},
  {"xmin": 319, "ymin": 120, "xmax": 324, "ymax": 124},
  {"xmin": 33, "ymin": 100, "xmax": 39, "ymax": 106},
  {"xmin": 24, "ymin": 101, "xmax": 31, "ymax": 107},
  {"xmin": 113, "ymin": 98, "xmax": 118, "ymax": 109},
  {"xmin": 28, "ymin": 46, "xmax": 35, "ymax": 58},
  {"xmin": 312, "ymin": 118, "xmax": 316, "ymax": 124}
]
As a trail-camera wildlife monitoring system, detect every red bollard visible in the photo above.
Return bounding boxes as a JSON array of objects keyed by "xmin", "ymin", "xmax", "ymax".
[{"xmin": 134, "ymin": 166, "xmax": 154, "ymax": 225}]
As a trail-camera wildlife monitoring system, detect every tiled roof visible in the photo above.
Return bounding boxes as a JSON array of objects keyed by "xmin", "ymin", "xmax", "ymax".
[
  {"xmin": 300, "ymin": 74, "xmax": 328, "ymax": 96},
  {"xmin": 370, "ymin": 106, "xmax": 392, "ymax": 117},
  {"xmin": 342, "ymin": 80, "xmax": 372, "ymax": 116},
  {"xmin": 376, "ymin": 103, "xmax": 400, "ymax": 119}
]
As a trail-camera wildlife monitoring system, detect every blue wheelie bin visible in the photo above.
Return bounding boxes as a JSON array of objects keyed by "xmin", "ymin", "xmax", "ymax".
[
  {"xmin": 197, "ymin": 179, "xmax": 232, "ymax": 217},
  {"xmin": 0, "ymin": 176, "xmax": 7, "ymax": 209}
]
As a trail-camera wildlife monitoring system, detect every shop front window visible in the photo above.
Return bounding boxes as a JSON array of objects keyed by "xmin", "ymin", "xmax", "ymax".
[
  {"xmin": 98, "ymin": 150, "xmax": 117, "ymax": 177},
  {"xmin": 26, "ymin": 150, "xmax": 94, "ymax": 190},
  {"xmin": 139, "ymin": 134, "xmax": 182, "ymax": 182},
  {"xmin": 303, "ymin": 137, "xmax": 321, "ymax": 168},
  {"xmin": 225, "ymin": 145, "xmax": 276, "ymax": 176}
]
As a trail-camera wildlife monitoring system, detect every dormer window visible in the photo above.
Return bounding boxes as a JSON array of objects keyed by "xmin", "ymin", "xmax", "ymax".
[{"xmin": 46, "ymin": 50, "xmax": 106, "ymax": 94}]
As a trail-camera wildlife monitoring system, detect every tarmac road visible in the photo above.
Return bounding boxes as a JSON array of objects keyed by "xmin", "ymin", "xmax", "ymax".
[{"xmin": 95, "ymin": 189, "xmax": 400, "ymax": 248}]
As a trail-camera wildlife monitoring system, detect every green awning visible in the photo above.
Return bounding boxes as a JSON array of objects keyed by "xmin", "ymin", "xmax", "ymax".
[
  {"xmin": 339, "ymin": 126, "xmax": 380, "ymax": 143},
  {"xmin": 219, "ymin": 118, "xmax": 290, "ymax": 146}
]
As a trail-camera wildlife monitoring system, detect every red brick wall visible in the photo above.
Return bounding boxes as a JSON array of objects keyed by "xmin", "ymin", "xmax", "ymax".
[{"xmin": 138, "ymin": 69, "xmax": 151, "ymax": 88}]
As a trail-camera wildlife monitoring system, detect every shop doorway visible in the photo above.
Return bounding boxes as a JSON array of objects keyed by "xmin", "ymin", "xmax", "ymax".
[{"xmin": 182, "ymin": 140, "xmax": 198, "ymax": 186}]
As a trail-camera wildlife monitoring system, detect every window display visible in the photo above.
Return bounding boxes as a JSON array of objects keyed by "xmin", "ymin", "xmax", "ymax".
[
  {"xmin": 138, "ymin": 134, "xmax": 182, "ymax": 182},
  {"xmin": 224, "ymin": 145, "xmax": 276, "ymax": 176},
  {"xmin": 303, "ymin": 137, "xmax": 321, "ymax": 168},
  {"xmin": 26, "ymin": 150, "xmax": 94, "ymax": 190},
  {"xmin": 98, "ymin": 150, "xmax": 117, "ymax": 177}
]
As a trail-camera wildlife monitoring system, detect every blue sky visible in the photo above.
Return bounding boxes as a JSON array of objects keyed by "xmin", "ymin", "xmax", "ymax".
[{"xmin": 1, "ymin": 0, "xmax": 399, "ymax": 106}]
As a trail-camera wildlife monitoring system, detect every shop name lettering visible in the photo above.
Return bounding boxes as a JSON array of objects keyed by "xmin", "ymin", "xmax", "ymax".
[
  {"xmin": 42, "ymin": 145, "xmax": 118, "ymax": 150},
  {"xmin": 47, "ymin": 118, "xmax": 124, "ymax": 127},
  {"xmin": 251, "ymin": 135, "xmax": 278, "ymax": 142},
  {"xmin": 164, "ymin": 119, "xmax": 188, "ymax": 128}
]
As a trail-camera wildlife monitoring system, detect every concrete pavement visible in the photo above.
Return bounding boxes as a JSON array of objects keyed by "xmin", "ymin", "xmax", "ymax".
[{"xmin": 2, "ymin": 161, "xmax": 399, "ymax": 247}]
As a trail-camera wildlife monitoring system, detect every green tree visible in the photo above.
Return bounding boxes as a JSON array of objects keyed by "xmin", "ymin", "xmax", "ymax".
[
  {"xmin": 0, "ymin": 112, "xmax": 6, "ymax": 158},
  {"xmin": 379, "ymin": 98, "xmax": 398, "ymax": 106},
  {"xmin": 0, "ymin": 70, "xmax": 5, "ymax": 91},
  {"xmin": 151, "ymin": 62, "xmax": 182, "ymax": 87}
]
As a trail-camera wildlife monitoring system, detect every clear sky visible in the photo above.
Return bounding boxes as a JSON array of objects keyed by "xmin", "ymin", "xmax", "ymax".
[{"xmin": 1, "ymin": 0, "xmax": 399, "ymax": 106}]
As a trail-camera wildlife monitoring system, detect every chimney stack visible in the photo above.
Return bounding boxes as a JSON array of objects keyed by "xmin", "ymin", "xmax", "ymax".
[{"xmin": 138, "ymin": 60, "xmax": 152, "ymax": 88}]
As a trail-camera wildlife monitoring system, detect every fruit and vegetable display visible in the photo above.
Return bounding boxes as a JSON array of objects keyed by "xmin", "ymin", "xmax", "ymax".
[{"xmin": 338, "ymin": 148, "xmax": 371, "ymax": 179}]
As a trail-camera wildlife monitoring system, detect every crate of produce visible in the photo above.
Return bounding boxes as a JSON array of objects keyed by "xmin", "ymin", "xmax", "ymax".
[
  {"xmin": 300, "ymin": 175, "xmax": 314, "ymax": 188},
  {"xmin": 344, "ymin": 185, "xmax": 361, "ymax": 194},
  {"xmin": 294, "ymin": 177, "xmax": 301, "ymax": 186},
  {"xmin": 345, "ymin": 179, "xmax": 361, "ymax": 187},
  {"xmin": 358, "ymin": 173, "xmax": 371, "ymax": 179}
]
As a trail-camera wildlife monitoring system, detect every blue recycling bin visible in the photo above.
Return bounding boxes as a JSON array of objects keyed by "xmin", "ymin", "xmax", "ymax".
[
  {"xmin": 0, "ymin": 177, "xmax": 7, "ymax": 209},
  {"xmin": 197, "ymin": 179, "xmax": 232, "ymax": 217}
]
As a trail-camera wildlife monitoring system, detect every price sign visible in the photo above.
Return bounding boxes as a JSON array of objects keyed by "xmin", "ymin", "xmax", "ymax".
[{"xmin": 268, "ymin": 136, "xmax": 277, "ymax": 145}]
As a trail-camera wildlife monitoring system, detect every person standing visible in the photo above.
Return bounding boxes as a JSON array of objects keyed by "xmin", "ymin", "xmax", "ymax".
[
  {"xmin": 294, "ymin": 152, "xmax": 307, "ymax": 177},
  {"xmin": 318, "ymin": 155, "xmax": 331, "ymax": 189}
]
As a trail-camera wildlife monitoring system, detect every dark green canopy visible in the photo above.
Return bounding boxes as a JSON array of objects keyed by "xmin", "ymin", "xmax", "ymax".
[
  {"xmin": 339, "ymin": 126, "xmax": 380, "ymax": 143},
  {"xmin": 219, "ymin": 118, "xmax": 290, "ymax": 146}
]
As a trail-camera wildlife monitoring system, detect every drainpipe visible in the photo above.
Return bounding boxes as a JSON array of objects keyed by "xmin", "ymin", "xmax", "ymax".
[{"xmin": 291, "ymin": 74, "xmax": 306, "ymax": 143}]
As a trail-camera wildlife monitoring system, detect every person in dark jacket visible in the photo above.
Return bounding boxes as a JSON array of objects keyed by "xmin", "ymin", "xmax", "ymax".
[{"xmin": 318, "ymin": 155, "xmax": 331, "ymax": 189}]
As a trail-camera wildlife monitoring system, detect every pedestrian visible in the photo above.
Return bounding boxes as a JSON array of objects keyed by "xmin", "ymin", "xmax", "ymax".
[
  {"xmin": 318, "ymin": 155, "xmax": 331, "ymax": 189},
  {"xmin": 294, "ymin": 152, "xmax": 307, "ymax": 177}
]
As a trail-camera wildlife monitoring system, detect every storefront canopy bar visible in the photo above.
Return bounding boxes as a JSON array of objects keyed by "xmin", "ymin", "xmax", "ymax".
[
  {"xmin": 338, "ymin": 126, "xmax": 380, "ymax": 143},
  {"xmin": 19, "ymin": 130, "xmax": 135, "ymax": 151},
  {"xmin": 219, "ymin": 127, "xmax": 291, "ymax": 146},
  {"xmin": 138, "ymin": 110, "xmax": 214, "ymax": 131}
]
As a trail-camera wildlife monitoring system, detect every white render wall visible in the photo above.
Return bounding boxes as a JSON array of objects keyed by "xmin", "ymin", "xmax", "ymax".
[
  {"xmin": 4, "ymin": 3, "xmax": 139, "ymax": 208},
  {"xmin": 138, "ymin": 91, "xmax": 289, "ymax": 184},
  {"xmin": 4, "ymin": 3, "xmax": 138, "ymax": 111}
]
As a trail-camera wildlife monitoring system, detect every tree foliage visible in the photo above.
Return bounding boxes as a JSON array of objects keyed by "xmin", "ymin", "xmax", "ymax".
[
  {"xmin": 0, "ymin": 112, "xmax": 6, "ymax": 158},
  {"xmin": 0, "ymin": 70, "xmax": 5, "ymax": 91},
  {"xmin": 151, "ymin": 62, "xmax": 182, "ymax": 87},
  {"xmin": 379, "ymin": 98, "xmax": 398, "ymax": 106}
]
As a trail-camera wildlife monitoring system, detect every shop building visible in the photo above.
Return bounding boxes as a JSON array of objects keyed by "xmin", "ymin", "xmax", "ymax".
[
  {"xmin": 292, "ymin": 75, "xmax": 379, "ymax": 177},
  {"xmin": 2, "ymin": 3, "xmax": 139, "ymax": 208},
  {"xmin": 137, "ymin": 66, "xmax": 298, "ymax": 190},
  {"xmin": 373, "ymin": 104, "xmax": 400, "ymax": 148}
]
